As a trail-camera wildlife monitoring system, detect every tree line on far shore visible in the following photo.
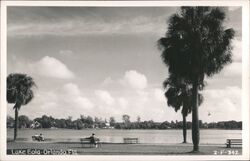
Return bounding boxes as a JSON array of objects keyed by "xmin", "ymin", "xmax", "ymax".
[{"xmin": 7, "ymin": 114, "xmax": 242, "ymax": 130}]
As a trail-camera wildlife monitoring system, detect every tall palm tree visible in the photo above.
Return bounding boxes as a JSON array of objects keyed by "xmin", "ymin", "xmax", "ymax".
[
  {"xmin": 164, "ymin": 74, "xmax": 203, "ymax": 143},
  {"xmin": 158, "ymin": 7, "xmax": 234, "ymax": 152},
  {"xmin": 7, "ymin": 73, "xmax": 36, "ymax": 141}
]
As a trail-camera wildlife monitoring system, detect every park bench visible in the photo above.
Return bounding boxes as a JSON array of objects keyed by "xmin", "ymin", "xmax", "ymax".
[
  {"xmin": 80, "ymin": 138, "xmax": 101, "ymax": 148},
  {"xmin": 123, "ymin": 137, "xmax": 139, "ymax": 144},
  {"xmin": 225, "ymin": 139, "xmax": 242, "ymax": 148}
]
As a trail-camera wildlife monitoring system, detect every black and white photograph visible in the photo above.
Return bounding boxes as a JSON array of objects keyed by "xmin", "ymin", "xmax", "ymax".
[{"xmin": 0, "ymin": 0, "xmax": 249, "ymax": 160}]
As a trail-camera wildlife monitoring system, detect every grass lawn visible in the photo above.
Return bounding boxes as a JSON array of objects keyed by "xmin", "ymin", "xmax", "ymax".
[{"xmin": 7, "ymin": 141, "xmax": 242, "ymax": 155}]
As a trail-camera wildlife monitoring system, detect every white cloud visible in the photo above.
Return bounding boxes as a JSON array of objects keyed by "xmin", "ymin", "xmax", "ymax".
[
  {"xmin": 73, "ymin": 97, "xmax": 94, "ymax": 110},
  {"xmin": 95, "ymin": 90, "xmax": 115, "ymax": 105},
  {"xmin": 221, "ymin": 62, "xmax": 241, "ymax": 78},
  {"xmin": 61, "ymin": 83, "xmax": 81, "ymax": 96},
  {"xmin": 11, "ymin": 83, "xmax": 95, "ymax": 119},
  {"xmin": 219, "ymin": 39, "xmax": 242, "ymax": 78},
  {"xmin": 200, "ymin": 86, "xmax": 241, "ymax": 122},
  {"xmin": 117, "ymin": 97, "xmax": 128, "ymax": 109},
  {"xmin": 232, "ymin": 39, "xmax": 242, "ymax": 62},
  {"xmin": 60, "ymin": 83, "xmax": 94, "ymax": 109},
  {"xmin": 102, "ymin": 77, "xmax": 114, "ymax": 86},
  {"xmin": 203, "ymin": 86, "xmax": 241, "ymax": 102},
  {"xmin": 123, "ymin": 70, "xmax": 148, "ymax": 90},
  {"xmin": 30, "ymin": 56, "xmax": 75, "ymax": 79},
  {"xmin": 228, "ymin": 6, "xmax": 241, "ymax": 11},
  {"xmin": 153, "ymin": 88, "xmax": 166, "ymax": 102}
]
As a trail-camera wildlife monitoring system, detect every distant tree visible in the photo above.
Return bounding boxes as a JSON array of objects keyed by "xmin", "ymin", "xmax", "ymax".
[
  {"xmin": 73, "ymin": 119, "xmax": 84, "ymax": 129},
  {"xmin": 37, "ymin": 115, "xmax": 53, "ymax": 128},
  {"xmin": 54, "ymin": 118, "xmax": 66, "ymax": 128},
  {"xmin": 122, "ymin": 114, "xmax": 130, "ymax": 123},
  {"xmin": 18, "ymin": 115, "xmax": 32, "ymax": 128},
  {"xmin": 7, "ymin": 116, "xmax": 14, "ymax": 128},
  {"xmin": 7, "ymin": 73, "xmax": 36, "ymax": 141},
  {"xmin": 109, "ymin": 117, "xmax": 116, "ymax": 126},
  {"xmin": 159, "ymin": 121, "xmax": 171, "ymax": 129},
  {"xmin": 122, "ymin": 114, "xmax": 130, "ymax": 129},
  {"xmin": 85, "ymin": 116, "xmax": 94, "ymax": 127},
  {"xmin": 158, "ymin": 7, "xmax": 234, "ymax": 151},
  {"xmin": 137, "ymin": 116, "xmax": 141, "ymax": 123},
  {"xmin": 65, "ymin": 116, "xmax": 73, "ymax": 128},
  {"xmin": 94, "ymin": 117, "xmax": 100, "ymax": 123},
  {"xmin": 80, "ymin": 115, "xmax": 85, "ymax": 122}
]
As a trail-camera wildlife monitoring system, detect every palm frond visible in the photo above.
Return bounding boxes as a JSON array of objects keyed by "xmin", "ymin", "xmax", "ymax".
[{"xmin": 7, "ymin": 73, "xmax": 36, "ymax": 109}]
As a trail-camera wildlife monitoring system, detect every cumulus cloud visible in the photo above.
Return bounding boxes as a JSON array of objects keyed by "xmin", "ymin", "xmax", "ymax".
[
  {"xmin": 61, "ymin": 83, "xmax": 81, "ymax": 96},
  {"xmin": 122, "ymin": 70, "xmax": 147, "ymax": 90},
  {"xmin": 221, "ymin": 62, "xmax": 241, "ymax": 78},
  {"xmin": 153, "ymin": 88, "xmax": 166, "ymax": 102},
  {"xmin": 73, "ymin": 97, "xmax": 95, "ymax": 110},
  {"xmin": 30, "ymin": 56, "xmax": 75, "ymax": 79},
  {"xmin": 60, "ymin": 83, "xmax": 94, "ymax": 109},
  {"xmin": 97, "ymin": 71, "xmax": 175, "ymax": 121},
  {"xmin": 101, "ymin": 77, "xmax": 114, "ymax": 86},
  {"xmin": 200, "ymin": 86, "xmax": 241, "ymax": 121},
  {"xmin": 12, "ymin": 83, "xmax": 95, "ymax": 119},
  {"xmin": 228, "ymin": 6, "xmax": 241, "ymax": 11},
  {"xmin": 232, "ymin": 39, "xmax": 242, "ymax": 62},
  {"xmin": 95, "ymin": 90, "xmax": 115, "ymax": 105},
  {"xmin": 218, "ymin": 39, "xmax": 242, "ymax": 78},
  {"xmin": 117, "ymin": 97, "xmax": 128, "ymax": 109}
]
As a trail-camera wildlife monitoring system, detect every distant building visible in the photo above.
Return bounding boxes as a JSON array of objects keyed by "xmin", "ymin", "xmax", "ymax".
[
  {"xmin": 105, "ymin": 122, "xmax": 110, "ymax": 127},
  {"xmin": 104, "ymin": 121, "xmax": 114, "ymax": 129}
]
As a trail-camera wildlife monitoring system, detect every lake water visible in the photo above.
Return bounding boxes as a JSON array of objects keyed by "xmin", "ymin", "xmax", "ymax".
[{"xmin": 7, "ymin": 129, "xmax": 241, "ymax": 144}]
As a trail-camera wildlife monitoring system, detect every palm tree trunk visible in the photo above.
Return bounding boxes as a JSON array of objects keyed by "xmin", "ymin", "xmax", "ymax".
[
  {"xmin": 14, "ymin": 107, "xmax": 19, "ymax": 141},
  {"xmin": 192, "ymin": 79, "xmax": 199, "ymax": 152},
  {"xmin": 182, "ymin": 114, "xmax": 187, "ymax": 143}
]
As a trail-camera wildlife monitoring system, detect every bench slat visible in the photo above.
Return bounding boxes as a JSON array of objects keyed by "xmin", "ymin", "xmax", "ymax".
[
  {"xmin": 123, "ymin": 138, "xmax": 139, "ymax": 144},
  {"xmin": 80, "ymin": 137, "xmax": 101, "ymax": 148},
  {"xmin": 226, "ymin": 139, "xmax": 242, "ymax": 148}
]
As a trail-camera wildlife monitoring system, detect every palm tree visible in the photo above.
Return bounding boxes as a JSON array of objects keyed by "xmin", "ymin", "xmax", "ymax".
[
  {"xmin": 163, "ymin": 74, "xmax": 203, "ymax": 143},
  {"xmin": 7, "ymin": 73, "xmax": 36, "ymax": 141},
  {"xmin": 158, "ymin": 7, "xmax": 234, "ymax": 152}
]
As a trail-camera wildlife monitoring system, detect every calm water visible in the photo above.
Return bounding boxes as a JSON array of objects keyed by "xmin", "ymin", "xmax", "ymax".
[{"xmin": 7, "ymin": 129, "xmax": 241, "ymax": 144}]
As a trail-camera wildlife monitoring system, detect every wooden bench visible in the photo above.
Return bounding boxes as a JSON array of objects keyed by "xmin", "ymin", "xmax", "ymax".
[
  {"xmin": 80, "ymin": 138, "xmax": 101, "ymax": 148},
  {"xmin": 123, "ymin": 138, "xmax": 139, "ymax": 144},
  {"xmin": 225, "ymin": 139, "xmax": 242, "ymax": 148}
]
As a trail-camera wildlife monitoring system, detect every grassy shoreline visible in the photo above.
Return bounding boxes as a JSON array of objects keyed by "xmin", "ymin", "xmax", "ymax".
[{"xmin": 7, "ymin": 141, "xmax": 242, "ymax": 155}]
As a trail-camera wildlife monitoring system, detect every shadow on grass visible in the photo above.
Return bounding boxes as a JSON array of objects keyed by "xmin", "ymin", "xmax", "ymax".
[
  {"xmin": 185, "ymin": 150, "xmax": 206, "ymax": 155},
  {"xmin": 72, "ymin": 146, "xmax": 100, "ymax": 149},
  {"xmin": 218, "ymin": 146, "xmax": 242, "ymax": 149},
  {"xmin": 7, "ymin": 138, "xmax": 28, "ymax": 142}
]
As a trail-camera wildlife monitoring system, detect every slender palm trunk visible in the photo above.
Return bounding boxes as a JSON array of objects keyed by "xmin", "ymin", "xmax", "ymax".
[
  {"xmin": 192, "ymin": 79, "xmax": 199, "ymax": 152},
  {"xmin": 14, "ymin": 107, "xmax": 18, "ymax": 141},
  {"xmin": 182, "ymin": 114, "xmax": 187, "ymax": 143}
]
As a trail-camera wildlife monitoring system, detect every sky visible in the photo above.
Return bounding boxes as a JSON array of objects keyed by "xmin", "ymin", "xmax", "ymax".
[{"xmin": 7, "ymin": 6, "xmax": 242, "ymax": 123}]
